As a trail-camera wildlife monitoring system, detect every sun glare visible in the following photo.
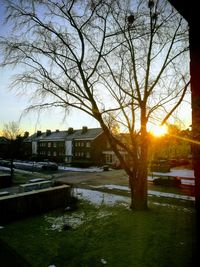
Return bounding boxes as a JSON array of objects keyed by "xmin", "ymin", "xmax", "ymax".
[{"xmin": 150, "ymin": 125, "xmax": 168, "ymax": 137}]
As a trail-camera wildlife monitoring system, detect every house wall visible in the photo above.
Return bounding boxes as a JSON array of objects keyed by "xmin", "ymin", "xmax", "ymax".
[
  {"xmin": 72, "ymin": 133, "xmax": 108, "ymax": 166},
  {"xmin": 72, "ymin": 139, "xmax": 94, "ymax": 166},
  {"xmin": 91, "ymin": 133, "xmax": 108, "ymax": 165},
  {"xmin": 23, "ymin": 129, "xmax": 108, "ymax": 166},
  {"xmin": 24, "ymin": 142, "xmax": 32, "ymax": 158},
  {"xmin": 37, "ymin": 141, "xmax": 65, "ymax": 162}
]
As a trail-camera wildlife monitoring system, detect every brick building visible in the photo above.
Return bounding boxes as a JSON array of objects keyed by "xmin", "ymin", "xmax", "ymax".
[{"xmin": 24, "ymin": 127, "xmax": 108, "ymax": 166}]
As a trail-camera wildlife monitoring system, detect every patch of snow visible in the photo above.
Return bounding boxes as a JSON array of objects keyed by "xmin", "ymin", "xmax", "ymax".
[
  {"xmin": 151, "ymin": 169, "xmax": 194, "ymax": 179},
  {"xmin": 148, "ymin": 190, "xmax": 195, "ymax": 201},
  {"xmin": 75, "ymin": 188, "xmax": 130, "ymax": 205},
  {"xmin": 148, "ymin": 176, "xmax": 155, "ymax": 181},
  {"xmin": 97, "ymin": 211, "xmax": 113, "ymax": 219},
  {"xmin": 101, "ymin": 258, "xmax": 107, "ymax": 264},
  {"xmin": 1, "ymin": 161, "xmax": 103, "ymax": 173},
  {"xmin": 45, "ymin": 212, "xmax": 85, "ymax": 232},
  {"xmin": 181, "ymin": 179, "xmax": 194, "ymax": 185},
  {"xmin": 0, "ymin": 166, "xmax": 10, "ymax": 171},
  {"xmin": 78, "ymin": 185, "xmax": 195, "ymax": 204},
  {"xmin": 44, "ymin": 209, "xmax": 113, "ymax": 232},
  {"xmin": 90, "ymin": 184, "xmax": 194, "ymax": 201},
  {"xmin": 102, "ymin": 185, "xmax": 129, "ymax": 191},
  {"xmin": 58, "ymin": 166, "xmax": 103, "ymax": 172}
]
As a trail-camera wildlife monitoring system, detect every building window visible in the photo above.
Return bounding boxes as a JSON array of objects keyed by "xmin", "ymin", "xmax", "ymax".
[
  {"xmin": 107, "ymin": 141, "xmax": 111, "ymax": 149},
  {"xmin": 53, "ymin": 142, "xmax": 57, "ymax": 148},
  {"xmin": 48, "ymin": 142, "xmax": 51, "ymax": 148},
  {"xmin": 59, "ymin": 142, "xmax": 64, "ymax": 147},
  {"xmin": 106, "ymin": 154, "xmax": 113, "ymax": 164},
  {"xmin": 47, "ymin": 151, "xmax": 51, "ymax": 156},
  {"xmin": 53, "ymin": 151, "xmax": 57, "ymax": 156},
  {"xmin": 86, "ymin": 152, "xmax": 90, "ymax": 158},
  {"xmin": 86, "ymin": 141, "xmax": 91, "ymax": 148}
]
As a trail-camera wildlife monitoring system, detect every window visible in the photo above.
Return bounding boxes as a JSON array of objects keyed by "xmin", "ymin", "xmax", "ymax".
[
  {"xmin": 107, "ymin": 141, "xmax": 111, "ymax": 149},
  {"xmin": 59, "ymin": 142, "xmax": 64, "ymax": 147},
  {"xmin": 48, "ymin": 142, "xmax": 51, "ymax": 148},
  {"xmin": 86, "ymin": 152, "xmax": 90, "ymax": 158},
  {"xmin": 53, "ymin": 142, "xmax": 57, "ymax": 148},
  {"xmin": 53, "ymin": 151, "xmax": 57, "ymax": 156},
  {"xmin": 106, "ymin": 154, "xmax": 113, "ymax": 164},
  {"xmin": 86, "ymin": 141, "xmax": 91, "ymax": 148},
  {"xmin": 39, "ymin": 142, "xmax": 45, "ymax": 147}
]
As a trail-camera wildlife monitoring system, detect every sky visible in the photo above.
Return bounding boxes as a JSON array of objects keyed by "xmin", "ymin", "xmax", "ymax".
[
  {"xmin": 0, "ymin": 66, "xmax": 99, "ymax": 134},
  {"xmin": 0, "ymin": 1, "xmax": 192, "ymax": 135},
  {"xmin": 0, "ymin": 1, "xmax": 99, "ymax": 134}
]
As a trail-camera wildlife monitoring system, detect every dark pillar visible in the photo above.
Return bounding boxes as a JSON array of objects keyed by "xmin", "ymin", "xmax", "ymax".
[{"xmin": 189, "ymin": 23, "xmax": 200, "ymax": 212}]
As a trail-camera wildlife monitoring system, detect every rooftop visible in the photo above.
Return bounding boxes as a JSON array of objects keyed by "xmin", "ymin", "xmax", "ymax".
[{"xmin": 25, "ymin": 127, "xmax": 103, "ymax": 142}]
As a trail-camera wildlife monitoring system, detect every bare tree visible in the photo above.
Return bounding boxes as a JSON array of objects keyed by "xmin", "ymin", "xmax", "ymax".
[
  {"xmin": 0, "ymin": 0, "xmax": 189, "ymax": 209},
  {"xmin": 2, "ymin": 121, "xmax": 22, "ymax": 179},
  {"xmin": 2, "ymin": 121, "xmax": 22, "ymax": 140}
]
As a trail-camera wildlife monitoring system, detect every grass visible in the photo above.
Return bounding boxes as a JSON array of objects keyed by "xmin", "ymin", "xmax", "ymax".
[
  {"xmin": 0, "ymin": 198, "xmax": 197, "ymax": 267},
  {"xmin": 12, "ymin": 171, "xmax": 51, "ymax": 185}
]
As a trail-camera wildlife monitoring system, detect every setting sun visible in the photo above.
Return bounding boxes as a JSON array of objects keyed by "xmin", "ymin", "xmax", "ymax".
[{"xmin": 149, "ymin": 124, "xmax": 168, "ymax": 137}]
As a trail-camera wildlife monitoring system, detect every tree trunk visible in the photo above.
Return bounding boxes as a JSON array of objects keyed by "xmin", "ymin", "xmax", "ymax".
[
  {"xmin": 129, "ymin": 172, "xmax": 148, "ymax": 210},
  {"xmin": 129, "ymin": 137, "xmax": 149, "ymax": 210}
]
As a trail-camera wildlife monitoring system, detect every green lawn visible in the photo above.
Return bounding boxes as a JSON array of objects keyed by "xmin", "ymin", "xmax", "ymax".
[
  {"xmin": 0, "ymin": 198, "xmax": 197, "ymax": 267},
  {"xmin": 12, "ymin": 171, "xmax": 51, "ymax": 185}
]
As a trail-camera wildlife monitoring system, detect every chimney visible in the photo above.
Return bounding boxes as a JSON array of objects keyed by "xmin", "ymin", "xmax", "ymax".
[
  {"xmin": 46, "ymin": 129, "xmax": 51, "ymax": 136},
  {"xmin": 82, "ymin": 126, "xmax": 88, "ymax": 134},
  {"xmin": 68, "ymin": 127, "xmax": 74, "ymax": 134},
  {"xmin": 24, "ymin": 131, "xmax": 29, "ymax": 138},
  {"xmin": 36, "ymin": 130, "xmax": 42, "ymax": 137}
]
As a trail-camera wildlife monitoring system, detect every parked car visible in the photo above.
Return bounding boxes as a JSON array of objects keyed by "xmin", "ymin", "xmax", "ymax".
[
  {"xmin": 36, "ymin": 161, "xmax": 58, "ymax": 171},
  {"xmin": 153, "ymin": 176, "xmax": 181, "ymax": 187},
  {"xmin": 0, "ymin": 160, "xmax": 15, "ymax": 168}
]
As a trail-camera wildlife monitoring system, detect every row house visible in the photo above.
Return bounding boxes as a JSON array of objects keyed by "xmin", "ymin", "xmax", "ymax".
[{"xmin": 24, "ymin": 127, "xmax": 108, "ymax": 166}]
